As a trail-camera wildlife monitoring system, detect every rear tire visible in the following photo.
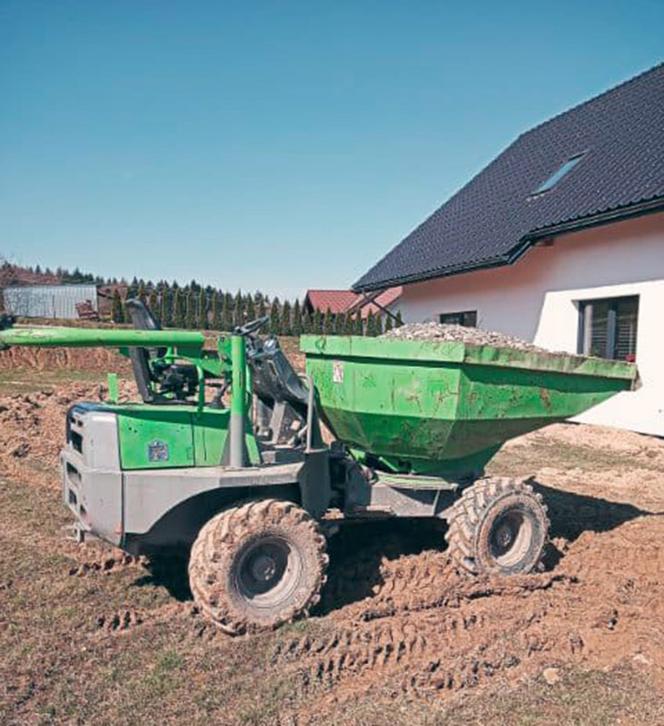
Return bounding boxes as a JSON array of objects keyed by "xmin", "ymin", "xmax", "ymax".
[
  {"xmin": 188, "ymin": 499, "xmax": 328, "ymax": 634},
  {"xmin": 445, "ymin": 477, "xmax": 549, "ymax": 576}
]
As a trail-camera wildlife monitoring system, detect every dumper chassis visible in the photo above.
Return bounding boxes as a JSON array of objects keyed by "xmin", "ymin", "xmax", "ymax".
[{"xmin": 0, "ymin": 304, "xmax": 635, "ymax": 634}]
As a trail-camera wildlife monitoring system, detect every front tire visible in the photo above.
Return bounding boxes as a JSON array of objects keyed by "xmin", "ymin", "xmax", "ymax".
[
  {"xmin": 445, "ymin": 477, "xmax": 549, "ymax": 576},
  {"xmin": 189, "ymin": 499, "xmax": 328, "ymax": 634}
]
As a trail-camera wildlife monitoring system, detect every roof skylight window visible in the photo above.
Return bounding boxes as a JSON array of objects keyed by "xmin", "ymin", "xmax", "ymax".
[{"xmin": 531, "ymin": 153, "xmax": 585, "ymax": 196}]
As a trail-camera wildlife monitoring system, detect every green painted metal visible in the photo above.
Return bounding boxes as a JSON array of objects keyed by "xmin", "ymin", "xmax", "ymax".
[
  {"xmin": 118, "ymin": 406, "xmax": 196, "ymax": 469},
  {"xmin": 230, "ymin": 335, "xmax": 247, "ymax": 418},
  {"xmin": 0, "ymin": 324, "xmax": 260, "ymax": 471},
  {"xmin": 301, "ymin": 335, "xmax": 637, "ymax": 477},
  {"xmin": 107, "ymin": 373, "xmax": 119, "ymax": 404},
  {"xmin": 99, "ymin": 403, "xmax": 261, "ymax": 470},
  {"xmin": 0, "ymin": 324, "xmax": 234, "ymax": 402},
  {"xmin": 0, "ymin": 325, "xmax": 205, "ymax": 350},
  {"xmin": 229, "ymin": 334, "xmax": 248, "ymax": 466}
]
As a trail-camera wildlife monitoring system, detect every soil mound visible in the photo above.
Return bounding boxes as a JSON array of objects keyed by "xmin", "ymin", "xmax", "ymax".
[
  {"xmin": 0, "ymin": 345, "xmax": 129, "ymax": 373},
  {"xmin": 0, "ymin": 380, "xmax": 136, "ymax": 482}
]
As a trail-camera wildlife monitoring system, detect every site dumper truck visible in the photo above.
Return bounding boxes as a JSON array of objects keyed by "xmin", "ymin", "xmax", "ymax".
[{"xmin": 0, "ymin": 304, "xmax": 637, "ymax": 633}]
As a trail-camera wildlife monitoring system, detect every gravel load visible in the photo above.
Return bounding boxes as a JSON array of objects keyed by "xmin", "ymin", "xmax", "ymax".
[{"xmin": 382, "ymin": 322, "xmax": 552, "ymax": 353}]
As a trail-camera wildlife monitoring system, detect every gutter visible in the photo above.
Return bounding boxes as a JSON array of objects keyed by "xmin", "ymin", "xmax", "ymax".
[
  {"xmin": 523, "ymin": 195, "xmax": 664, "ymax": 240},
  {"xmin": 353, "ymin": 196, "xmax": 664, "ymax": 293}
]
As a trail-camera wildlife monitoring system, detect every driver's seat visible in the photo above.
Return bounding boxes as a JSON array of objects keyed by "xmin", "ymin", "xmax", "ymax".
[
  {"xmin": 125, "ymin": 299, "xmax": 163, "ymax": 402},
  {"xmin": 125, "ymin": 299, "xmax": 198, "ymax": 404},
  {"xmin": 247, "ymin": 336, "xmax": 309, "ymax": 445}
]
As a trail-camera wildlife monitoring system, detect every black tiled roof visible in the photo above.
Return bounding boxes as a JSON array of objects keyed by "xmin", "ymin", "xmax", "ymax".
[{"xmin": 354, "ymin": 63, "xmax": 664, "ymax": 292}]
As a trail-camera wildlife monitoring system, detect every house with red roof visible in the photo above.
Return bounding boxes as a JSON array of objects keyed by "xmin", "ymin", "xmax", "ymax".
[{"xmin": 304, "ymin": 287, "xmax": 402, "ymax": 320}]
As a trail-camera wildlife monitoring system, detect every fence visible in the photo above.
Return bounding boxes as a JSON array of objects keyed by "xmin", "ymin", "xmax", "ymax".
[{"xmin": 1, "ymin": 285, "xmax": 99, "ymax": 319}]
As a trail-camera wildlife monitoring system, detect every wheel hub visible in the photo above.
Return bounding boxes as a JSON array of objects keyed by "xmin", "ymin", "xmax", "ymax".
[
  {"xmin": 251, "ymin": 553, "xmax": 277, "ymax": 583},
  {"xmin": 489, "ymin": 510, "xmax": 524, "ymax": 560},
  {"xmin": 236, "ymin": 537, "xmax": 298, "ymax": 603},
  {"xmin": 495, "ymin": 523, "xmax": 514, "ymax": 548}
]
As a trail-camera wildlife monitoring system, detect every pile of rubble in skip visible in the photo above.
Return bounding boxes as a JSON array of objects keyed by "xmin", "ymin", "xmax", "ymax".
[{"xmin": 382, "ymin": 322, "xmax": 552, "ymax": 353}]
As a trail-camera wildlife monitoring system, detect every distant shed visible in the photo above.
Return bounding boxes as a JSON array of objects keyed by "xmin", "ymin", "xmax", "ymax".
[{"xmin": 2, "ymin": 284, "xmax": 99, "ymax": 319}]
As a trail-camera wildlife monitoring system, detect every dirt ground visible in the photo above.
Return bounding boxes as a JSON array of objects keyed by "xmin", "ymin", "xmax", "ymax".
[{"xmin": 1, "ymin": 345, "xmax": 663, "ymax": 725}]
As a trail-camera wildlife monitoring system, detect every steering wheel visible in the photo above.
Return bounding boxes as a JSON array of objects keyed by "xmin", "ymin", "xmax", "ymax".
[{"xmin": 234, "ymin": 315, "xmax": 270, "ymax": 337}]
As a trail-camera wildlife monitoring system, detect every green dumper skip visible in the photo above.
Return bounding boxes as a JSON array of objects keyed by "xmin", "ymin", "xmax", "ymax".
[{"xmin": 301, "ymin": 335, "xmax": 637, "ymax": 479}]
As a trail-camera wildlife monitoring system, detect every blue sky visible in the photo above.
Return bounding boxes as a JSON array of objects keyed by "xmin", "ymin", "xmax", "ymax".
[{"xmin": 1, "ymin": 1, "xmax": 662, "ymax": 300}]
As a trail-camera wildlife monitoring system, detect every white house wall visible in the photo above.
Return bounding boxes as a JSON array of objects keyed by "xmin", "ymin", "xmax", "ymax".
[{"xmin": 398, "ymin": 213, "xmax": 664, "ymax": 436}]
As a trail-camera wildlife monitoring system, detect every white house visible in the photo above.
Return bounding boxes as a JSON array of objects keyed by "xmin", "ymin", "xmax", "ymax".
[{"xmin": 354, "ymin": 64, "xmax": 664, "ymax": 437}]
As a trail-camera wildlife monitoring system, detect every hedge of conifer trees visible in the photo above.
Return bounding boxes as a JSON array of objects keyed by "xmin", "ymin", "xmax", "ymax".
[{"xmin": 109, "ymin": 277, "xmax": 402, "ymax": 336}]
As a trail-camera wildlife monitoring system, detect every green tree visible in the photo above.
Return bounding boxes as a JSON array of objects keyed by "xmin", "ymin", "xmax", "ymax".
[
  {"xmin": 302, "ymin": 310, "xmax": 312, "ymax": 334},
  {"xmin": 233, "ymin": 291, "xmax": 245, "ymax": 329},
  {"xmin": 395, "ymin": 310, "xmax": 404, "ymax": 328},
  {"xmin": 353, "ymin": 314, "xmax": 363, "ymax": 335},
  {"xmin": 246, "ymin": 294, "xmax": 256, "ymax": 323},
  {"xmin": 344, "ymin": 312, "xmax": 354, "ymax": 335},
  {"xmin": 160, "ymin": 287, "xmax": 172, "ymax": 327},
  {"xmin": 137, "ymin": 282, "xmax": 147, "ymax": 304},
  {"xmin": 145, "ymin": 288, "xmax": 161, "ymax": 322},
  {"xmin": 366, "ymin": 310, "xmax": 377, "ymax": 337},
  {"xmin": 111, "ymin": 290, "xmax": 125, "ymax": 324},
  {"xmin": 221, "ymin": 294, "xmax": 233, "ymax": 331},
  {"xmin": 257, "ymin": 295, "xmax": 267, "ymax": 320},
  {"xmin": 291, "ymin": 299, "xmax": 303, "ymax": 336},
  {"xmin": 280, "ymin": 300, "xmax": 292, "ymax": 336},
  {"xmin": 384, "ymin": 313, "xmax": 393, "ymax": 333},
  {"xmin": 198, "ymin": 289, "xmax": 208, "ymax": 329},
  {"xmin": 312, "ymin": 308, "xmax": 323, "ymax": 334},
  {"xmin": 211, "ymin": 292, "xmax": 221, "ymax": 330},
  {"xmin": 126, "ymin": 276, "xmax": 139, "ymax": 300},
  {"xmin": 173, "ymin": 288, "xmax": 185, "ymax": 328},
  {"xmin": 323, "ymin": 307, "xmax": 334, "ymax": 335},
  {"xmin": 269, "ymin": 299, "xmax": 281, "ymax": 335},
  {"xmin": 185, "ymin": 289, "xmax": 196, "ymax": 329}
]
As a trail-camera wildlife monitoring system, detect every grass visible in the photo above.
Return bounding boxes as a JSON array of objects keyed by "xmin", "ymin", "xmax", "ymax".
[{"xmin": 334, "ymin": 666, "xmax": 664, "ymax": 725}]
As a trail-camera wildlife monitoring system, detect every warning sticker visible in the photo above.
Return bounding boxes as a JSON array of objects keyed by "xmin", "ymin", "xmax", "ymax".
[
  {"xmin": 148, "ymin": 439, "xmax": 170, "ymax": 462},
  {"xmin": 332, "ymin": 361, "xmax": 344, "ymax": 384}
]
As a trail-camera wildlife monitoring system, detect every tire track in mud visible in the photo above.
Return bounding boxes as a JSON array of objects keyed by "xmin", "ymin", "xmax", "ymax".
[
  {"xmin": 270, "ymin": 517, "xmax": 664, "ymax": 711},
  {"xmin": 274, "ymin": 564, "xmax": 576, "ymax": 703},
  {"xmin": 92, "ymin": 602, "xmax": 196, "ymax": 638},
  {"xmin": 69, "ymin": 551, "xmax": 143, "ymax": 577}
]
